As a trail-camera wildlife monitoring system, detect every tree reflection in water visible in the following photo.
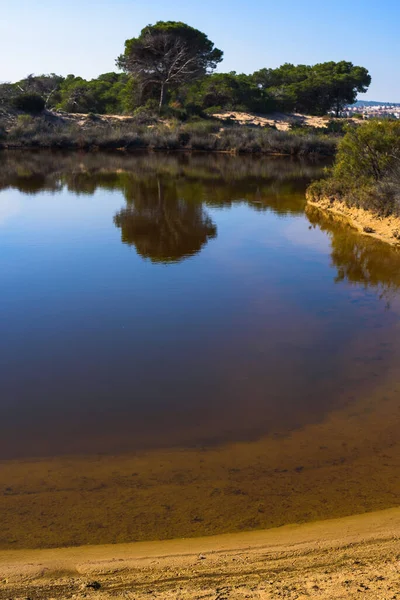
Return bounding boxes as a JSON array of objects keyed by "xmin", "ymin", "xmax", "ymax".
[
  {"xmin": 2, "ymin": 151, "xmax": 400, "ymax": 291},
  {"xmin": 306, "ymin": 205, "xmax": 400, "ymax": 300},
  {"xmin": 114, "ymin": 179, "xmax": 217, "ymax": 263}
]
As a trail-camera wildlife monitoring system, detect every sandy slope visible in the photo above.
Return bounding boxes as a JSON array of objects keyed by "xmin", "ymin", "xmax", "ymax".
[
  {"xmin": 307, "ymin": 199, "xmax": 400, "ymax": 247},
  {"xmin": 212, "ymin": 111, "xmax": 330, "ymax": 131},
  {"xmin": 56, "ymin": 110, "xmax": 330, "ymax": 131},
  {"xmin": 1, "ymin": 507, "xmax": 399, "ymax": 600}
]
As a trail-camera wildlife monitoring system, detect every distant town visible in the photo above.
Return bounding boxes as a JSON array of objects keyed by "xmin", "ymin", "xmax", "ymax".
[{"xmin": 341, "ymin": 101, "xmax": 400, "ymax": 119}]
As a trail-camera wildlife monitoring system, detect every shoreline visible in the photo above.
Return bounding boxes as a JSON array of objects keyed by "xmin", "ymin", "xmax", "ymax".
[
  {"xmin": 0, "ymin": 144, "xmax": 330, "ymax": 157},
  {"xmin": 0, "ymin": 110, "xmax": 337, "ymax": 156},
  {"xmin": 306, "ymin": 197, "xmax": 400, "ymax": 247},
  {"xmin": 0, "ymin": 147, "xmax": 302, "ymax": 157},
  {"xmin": 1, "ymin": 507, "xmax": 399, "ymax": 599}
]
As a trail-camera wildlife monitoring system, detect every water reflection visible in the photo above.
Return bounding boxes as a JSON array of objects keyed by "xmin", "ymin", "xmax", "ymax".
[
  {"xmin": 114, "ymin": 179, "xmax": 217, "ymax": 263},
  {"xmin": 1, "ymin": 151, "xmax": 400, "ymax": 289},
  {"xmin": 307, "ymin": 205, "xmax": 400, "ymax": 296},
  {"xmin": 0, "ymin": 151, "xmax": 324, "ymax": 195},
  {"xmin": 1, "ymin": 151, "xmax": 400, "ymax": 460},
  {"xmin": 0, "ymin": 151, "xmax": 321, "ymax": 266},
  {"xmin": 2, "ymin": 151, "xmax": 400, "ymax": 549}
]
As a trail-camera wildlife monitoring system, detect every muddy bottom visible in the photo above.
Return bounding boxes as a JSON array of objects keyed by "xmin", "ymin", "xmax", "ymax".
[{"xmin": 2, "ymin": 369, "xmax": 400, "ymax": 550}]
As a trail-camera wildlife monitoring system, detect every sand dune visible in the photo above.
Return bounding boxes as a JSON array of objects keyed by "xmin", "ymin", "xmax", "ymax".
[{"xmin": 212, "ymin": 111, "xmax": 330, "ymax": 131}]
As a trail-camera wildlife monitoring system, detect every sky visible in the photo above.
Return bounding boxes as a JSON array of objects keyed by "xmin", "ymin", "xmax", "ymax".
[{"xmin": 1, "ymin": 0, "xmax": 399, "ymax": 101}]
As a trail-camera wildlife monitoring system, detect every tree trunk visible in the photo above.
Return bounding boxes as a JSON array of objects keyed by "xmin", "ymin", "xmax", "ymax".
[{"xmin": 159, "ymin": 83, "xmax": 166, "ymax": 113}]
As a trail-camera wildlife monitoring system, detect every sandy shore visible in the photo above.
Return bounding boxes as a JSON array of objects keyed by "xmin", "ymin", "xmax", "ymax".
[
  {"xmin": 1, "ymin": 507, "xmax": 399, "ymax": 599},
  {"xmin": 307, "ymin": 198, "xmax": 400, "ymax": 247}
]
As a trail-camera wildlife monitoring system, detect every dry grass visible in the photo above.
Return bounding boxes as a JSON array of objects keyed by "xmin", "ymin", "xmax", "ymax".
[{"xmin": 0, "ymin": 111, "xmax": 337, "ymax": 156}]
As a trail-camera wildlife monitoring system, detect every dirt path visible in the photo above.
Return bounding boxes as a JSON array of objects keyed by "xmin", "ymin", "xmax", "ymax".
[{"xmin": 1, "ymin": 507, "xmax": 399, "ymax": 599}]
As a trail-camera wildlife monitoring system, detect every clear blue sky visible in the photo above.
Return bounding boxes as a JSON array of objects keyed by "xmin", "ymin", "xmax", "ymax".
[{"xmin": 1, "ymin": 0, "xmax": 399, "ymax": 101}]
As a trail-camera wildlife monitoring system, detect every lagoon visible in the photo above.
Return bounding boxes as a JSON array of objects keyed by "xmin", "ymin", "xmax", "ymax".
[{"xmin": 1, "ymin": 152, "xmax": 400, "ymax": 549}]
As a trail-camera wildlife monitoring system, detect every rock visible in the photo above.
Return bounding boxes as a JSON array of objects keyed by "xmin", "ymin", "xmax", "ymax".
[
  {"xmin": 198, "ymin": 554, "xmax": 206, "ymax": 560},
  {"xmin": 86, "ymin": 581, "xmax": 101, "ymax": 590},
  {"xmin": 363, "ymin": 226, "xmax": 375, "ymax": 234}
]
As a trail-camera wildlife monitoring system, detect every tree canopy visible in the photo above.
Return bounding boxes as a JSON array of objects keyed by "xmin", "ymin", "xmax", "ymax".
[
  {"xmin": 117, "ymin": 21, "xmax": 223, "ymax": 110},
  {"xmin": 0, "ymin": 22, "xmax": 371, "ymax": 118},
  {"xmin": 182, "ymin": 72, "xmax": 274, "ymax": 113},
  {"xmin": 253, "ymin": 61, "xmax": 371, "ymax": 116},
  {"xmin": 56, "ymin": 73, "xmax": 132, "ymax": 113}
]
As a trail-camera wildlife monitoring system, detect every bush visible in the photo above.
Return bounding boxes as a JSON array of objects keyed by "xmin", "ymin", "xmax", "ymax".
[
  {"xmin": 203, "ymin": 106, "xmax": 224, "ymax": 115},
  {"xmin": 182, "ymin": 120, "xmax": 221, "ymax": 135},
  {"xmin": 333, "ymin": 120, "xmax": 400, "ymax": 184},
  {"xmin": 132, "ymin": 105, "xmax": 158, "ymax": 124},
  {"xmin": 17, "ymin": 114, "xmax": 35, "ymax": 126},
  {"xmin": 308, "ymin": 120, "xmax": 400, "ymax": 217},
  {"xmin": 12, "ymin": 93, "xmax": 45, "ymax": 114},
  {"xmin": 325, "ymin": 119, "xmax": 349, "ymax": 135}
]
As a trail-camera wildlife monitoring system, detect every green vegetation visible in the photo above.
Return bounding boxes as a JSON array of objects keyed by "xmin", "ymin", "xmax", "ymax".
[
  {"xmin": 182, "ymin": 72, "xmax": 274, "ymax": 114},
  {"xmin": 116, "ymin": 21, "xmax": 223, "ymax": 112},
  {"xmin": 11, "ymin": 93, "xmax": 46, "ymax": 113},
  {"xmin": 0, "ymin": 20, "xmax": 376, "ymax": 155},
  {"xmin": 56, "ymin": 73, "xmax": 133, "ymax": 114},
  {"xmin": 0, "ymin": 21, "xmax": 371, "ymax": 118},
  {"xmin": 253, "ymin": 62, "xmax": 371, "ymax": 116},
  {"xmin": 308, "ymin": 121, "xmax": 400, "ymax": 216}
]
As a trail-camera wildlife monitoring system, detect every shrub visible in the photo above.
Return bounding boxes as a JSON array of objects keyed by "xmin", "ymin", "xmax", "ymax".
[
  {"xmin": 182, "ymin": 120, "xmax": 221, "ymax": 135},
  {"xmin": 325, "ymin": 119, "xmax": 349, "ymax": 135},
  {"xmin": 17, "ymin": 114, "xmax": 35, "ymax": 126},
  {"xmin": 12, "ymin": 93, "xmax": 45, "ymax": 114},
  {"xmin": 333, "ymin": 120, "xmax": 400, "ymax": 184},
  {"xmin": 132, "ymin": 105, "xmax": 159, "ymax": 124},
  {"xmin": 203, "ymin": 106, "xmax": 223, "ymax": 115},
  {"xmin": 307, "ymin": 120, "xmax": 400, "ymax": 217}
]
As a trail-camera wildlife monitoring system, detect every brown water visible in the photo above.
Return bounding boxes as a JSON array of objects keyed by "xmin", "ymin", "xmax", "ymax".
[{"xmin": 1, "ymin": 151, "xmax": 400, "ymax": 549}]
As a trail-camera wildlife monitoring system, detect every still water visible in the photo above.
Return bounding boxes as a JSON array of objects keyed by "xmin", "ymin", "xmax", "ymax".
[{"xmin": 1, "ymin": 152, "xmax": 400, "ymax": 548}]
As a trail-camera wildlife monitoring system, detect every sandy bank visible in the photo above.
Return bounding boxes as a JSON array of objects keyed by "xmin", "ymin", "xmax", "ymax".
[
  {"xmin": 1, "ymin": 507, "xmax": 399, "ymax": 599},
  {"xmin": 306, "ymin": 197, "xmax": 400, "ymax": 247}
]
